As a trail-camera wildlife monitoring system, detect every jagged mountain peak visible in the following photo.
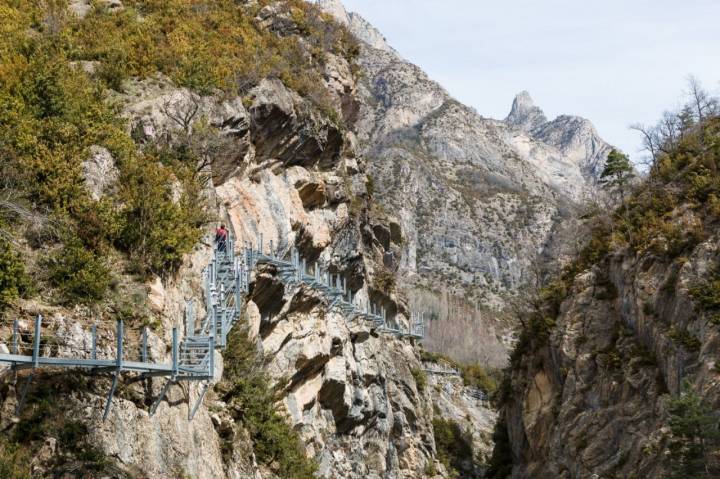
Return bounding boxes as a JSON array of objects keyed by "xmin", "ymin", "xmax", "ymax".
[
  {"xmin": 506, "ymin": 90, "xmax": 548, "ymax": 132},
  {"xmin": 511, "ymin": 90, "xmax": 538, "ymax": 113}
]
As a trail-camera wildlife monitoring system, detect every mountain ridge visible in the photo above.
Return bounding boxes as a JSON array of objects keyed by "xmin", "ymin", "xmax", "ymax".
[{"xmin": 317, "ymin": 0, "xmax": 614, "ymax": 366}]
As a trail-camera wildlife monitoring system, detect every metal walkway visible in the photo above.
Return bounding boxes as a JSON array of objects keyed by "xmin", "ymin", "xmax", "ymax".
[
  {"xmin": 244, "ymin": 237, "xmax": 425, "ymax": 339},
  {"xmin": 0, "ymin": 233, "xmax": 245, "ymax": 421},
  {"xmin": 0, "ymin": 230, "xmax": 425, "ymax": 420}
]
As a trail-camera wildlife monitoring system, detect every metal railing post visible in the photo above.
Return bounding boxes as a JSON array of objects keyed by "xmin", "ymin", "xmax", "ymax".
[
  {"xmin": 172, "ymin": 327, "xmax": 179, "ymax": 380},
  {"xmin": 186, "ymin": 300, "xmax": 195, "ymax": 338},
  {"xmin": 91, "ymin": 325, "xmax": 97, "ymax": 360},
  {"xmin": 103, "ymin": 320, "xmax": 123, "ymax": 421},
  {"xmin": 208, "ymin": 336, "xmax": 215, "ymax": 377},
  {"xmin": 116, "ymin": 320, "xmax": 123, "ymax": 369},
  {"xmin": 32, "ymin": 315, "xmax": 42, "ymax": 368},
  {"xmin": 12, "ymin": 319, "xmax": 18, "ymax": 354}
]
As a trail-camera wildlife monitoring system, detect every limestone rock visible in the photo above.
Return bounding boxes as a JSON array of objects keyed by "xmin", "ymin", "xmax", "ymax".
[
  {"xmin": 82, "ymin": 146, "xmax": 119, "ymax": 201},
  {"xmin": 146, "ymin": 277, "xmax": 166, "ymax": 315},
  {"xmin": 503, "ymin": 233, "xmax": 720, "ymax": 478},
  {"xmin": 248, "ymin": 78, "xmax": 344, "ymax": 169},
  {"xmin": 506, "ymin": 91, "xmax": 548, "ymax": 132},
  {"xmin": 120, "ymin": 80, "xmax": 252, "ymax": 185}
]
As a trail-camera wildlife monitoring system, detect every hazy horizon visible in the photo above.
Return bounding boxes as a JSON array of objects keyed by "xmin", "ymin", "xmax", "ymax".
[{"xmin": 341, "ymin": 0, "xmax": 720, "ymax": 163}]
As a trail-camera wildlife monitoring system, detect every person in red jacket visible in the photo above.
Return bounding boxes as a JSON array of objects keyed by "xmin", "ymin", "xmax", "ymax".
[{"xmin": 215, "ymin": 224, "xmax": 228, "ymax": 252}]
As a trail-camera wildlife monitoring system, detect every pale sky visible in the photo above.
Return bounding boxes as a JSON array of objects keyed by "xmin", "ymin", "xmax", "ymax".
[{"xmin": 341, "ymin": 0, "xmax": 720, "ymax": 163}]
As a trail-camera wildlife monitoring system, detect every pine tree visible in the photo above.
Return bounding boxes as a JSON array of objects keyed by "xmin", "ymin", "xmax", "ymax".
[
  {"xmin": 599, "ymin": 149, "xmax": 635, "ymax": 201},
  {"xmin": 664, "ymin": 382, "xmax": 720, "ymax": 478}
]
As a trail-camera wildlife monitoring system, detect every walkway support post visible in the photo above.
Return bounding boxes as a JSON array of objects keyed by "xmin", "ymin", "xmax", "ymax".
[
  {"xmin": 172, "ymin": 327, "xmax": 179, "ymax": 380},
  {"xmin": 142, "ymin": 327, "xmax": 148, "ymax": 363},
  {"xmin": 103, "ymin": 319, "xmax": 123, "ymax": 421},
  {"xmin": 16, "ymin": 315, "xmax": 42, "ymax": 415}
]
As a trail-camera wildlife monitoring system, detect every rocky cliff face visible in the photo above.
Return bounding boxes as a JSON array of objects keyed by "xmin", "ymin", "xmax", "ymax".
[
  {"xmin": 0, "ymin": 2, "xmax": 472, "ymax": 477},
  {"xmin": 497, "ymin": 114, "xmax": 720, "ymax": 478},
  {"xmin": 502, "ymin": 237, "xmax": 720, "ymax": 478},
  {"xmin": 318, "ymin": 0, "xmax": 614, "ymax": 366}
]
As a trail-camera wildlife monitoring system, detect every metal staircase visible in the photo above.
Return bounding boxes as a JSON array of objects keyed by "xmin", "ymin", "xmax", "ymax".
[{"xmin": 0, "ymin": 226, "xmax": 425, "ymax": 421}]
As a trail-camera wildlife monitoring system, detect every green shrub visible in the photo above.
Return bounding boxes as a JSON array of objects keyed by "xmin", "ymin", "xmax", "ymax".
[
  {"xmin": 410, "ymin": 367, "xmax": 427, "ymax": 392},
  {"xmin": 8, "ymin": 376, "xmax": 122, "ymax": 477},
  {"xmin": 667, "ymin": 326, "xmax": 701, "ymax": 352},
  {"xmin": 461, "ymin": 363, "xmax": 498, "ymax": 395},
  {"xmin": 117, "ymin": 157, "xmax": 206, "ymax": 276},
  {"xmin": 420, "ymin": 350, "xmax": 498, "ymax": 395},
  {"xmin": 432, "ymin": 417, "xmax": 475, "ymax": 478},
  {"xmin": 46, "ymin": 239, "xmax": 112, "ymax": 303},
  {"xmin": 218, "ymin": 327, "xmax": 318, "ymax": 479},
  {"xmin": 0, "ymin": 237, "xmax": 31, "ymax": 309},
  {"xmin": 664, "ymin": 382, "xmax": 720, "ymax": 478},
  {"xmin": 68, "ymin": 0, "xmax": 357, "ymax": 114},
  {"xmin": 689, "ymin": 269, "xmax": 720, "ymax": 311}
]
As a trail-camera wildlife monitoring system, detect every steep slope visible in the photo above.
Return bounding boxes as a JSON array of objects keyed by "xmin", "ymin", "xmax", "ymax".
[
  {"xmin": 494, "ymin": 114, "xmax": 720, "ymax": 478},
  {"xmin": 318, "ymin": 0, "xmax": 614, "ymax": 366},
  {"xmin": 0, "ymin": 2, "xmax": 462, "ymax": 478}
]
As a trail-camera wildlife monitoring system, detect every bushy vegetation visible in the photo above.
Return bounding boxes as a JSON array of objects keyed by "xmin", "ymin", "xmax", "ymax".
[
  {"xmin": 46, "ymin": 237, "xmax": 112, "ymax": 303},
  {"xmin": 432, "ymin": 417, "xmax": 475, "ymax": 478},
  {"xmin": 410, "ymin": 367, "xmax": 427, "ymax": 392},
  {"xmin": 0, "ymin": 439, "xmax": 31, "ymax": 479},
  {"xmin": 0, "ymin": 0, "xmax": 356, "ymax": 305},
  {"xmin": 420, "ymin": 350, "xmax": 499, "ymax": 396},
  {"xmin": 0, "ymin": 1, "xmax": 210, "ymax": 302},
  {"xmin": 218, "ymin": 327, "xmax": 318, "ymax": 479},
  {"xmin": 69, "ymin": 0, "xmax": 358, "ymax": 113},
  {"xmin": 690, "ymin": 264, "xmax": 720, "ymax": 312},
  {"xmin": 117, "ymin": 155, "xmax": 206, "ymax": 276},
  {"xmin": 0, "ymin": 237, "xmax": 31, "ymax": 310},
  {"xmin": 664, "ymin": 382, "xmax": 720, "ymax": 478},
  {"xmin": 461, "ymin": 363, "xmax": 499, "ymax": 395}
]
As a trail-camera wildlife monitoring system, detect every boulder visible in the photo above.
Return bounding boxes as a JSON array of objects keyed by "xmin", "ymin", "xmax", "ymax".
[{"xmin": 82, "ymin": 146, "xmax": 119, "ymax": 201}]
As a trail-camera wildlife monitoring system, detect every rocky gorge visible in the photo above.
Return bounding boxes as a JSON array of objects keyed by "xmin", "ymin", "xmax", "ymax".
[
  {"xmin": 1, "ymin": 1, "xmax": 717, "ymax": 478},
  {"xmin": 317, "ymin": 0, "xmax": 616, "ymax": 367}
]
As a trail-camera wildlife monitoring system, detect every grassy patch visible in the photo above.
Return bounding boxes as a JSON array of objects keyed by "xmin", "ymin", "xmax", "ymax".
[{"xmin": 0, "ymin": 439, "xmax": 32, "ymax": 479}]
